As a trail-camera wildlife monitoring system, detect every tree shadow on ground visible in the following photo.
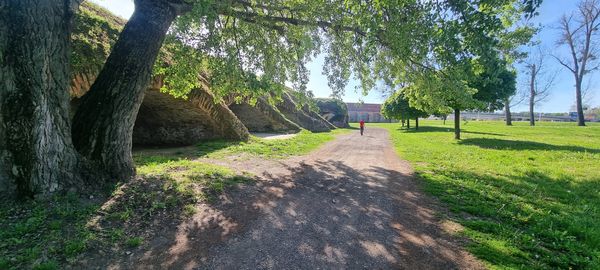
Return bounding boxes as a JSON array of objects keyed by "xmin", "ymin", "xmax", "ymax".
[
  {"xmin": 414, "ymin": 166, "xmax": 600, "ymax": 269},
  {"xmin": 193, "ymin": 159, "xmax": 481, "ymax": 269},
  {"xmin": 66, "ymin": 158, "xmax": 482, "ymax": 269},
  {"xmin": 458, "ymin": 138, "xmax": 600, "ymax": 153},
  {"xmin": 396, "ymin": 126, "xmax": 506, "ymax": 136},
  {"xmin": 67, "ymin": 170, "xmax": 258, "ymax": 269}
]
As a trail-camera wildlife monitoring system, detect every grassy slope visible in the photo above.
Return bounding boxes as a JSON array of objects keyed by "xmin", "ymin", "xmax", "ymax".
[
  {"xmin": 0, "ymin": 129, "xmax": 348, "ymax": 270},
  {"xmin": 367, "ymin": 120, "xmax": 600, "ymax": 269}
]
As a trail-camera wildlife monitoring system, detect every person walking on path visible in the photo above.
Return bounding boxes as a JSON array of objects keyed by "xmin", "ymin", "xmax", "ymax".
[{"xmin": 359, "ymin": 120, "xmax": 365, "ymax": 136}]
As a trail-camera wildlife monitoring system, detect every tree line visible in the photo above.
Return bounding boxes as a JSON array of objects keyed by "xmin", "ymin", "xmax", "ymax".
[{"xmin": 382, "ymin": 0, "xmax": 600, "ymax": 138}]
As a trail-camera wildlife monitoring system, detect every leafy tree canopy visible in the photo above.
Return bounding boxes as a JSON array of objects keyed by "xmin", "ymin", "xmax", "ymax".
[
  {"xmin": 153, "ymin": 0, "xmax": 540, "ymax": 103},
  {"xmin": 470, "ymin": 59, "xmax": 518, "ymax": 111},
  {"xmin": 381, "ymin": 90, "xmax": 430, "ymax": 121}
]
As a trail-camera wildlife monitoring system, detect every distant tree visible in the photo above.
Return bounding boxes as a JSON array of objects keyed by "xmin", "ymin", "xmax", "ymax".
[
  {"xmin": 587, "ymin": 106, "xmax": 600, "ymax": 119},
  {"xmin": 503, "ymin": 90, "xmax": 528, "ymax": 126},
  {"xmin": 497, "ymin": 7, "xmax": 538, "ymax": 126},
  {"xmin": 403, "ymin": 58, "xmax": 516, "ymax": 139},
  {"xmin": 381, "ymin": 91, "xmax": 429, "ymax": 130},
  {"xmin": 402, "ymin": 71, "xmax": 479, "ymax": 139},
  {"xmin": 471, "ymin": 62, "xmax": 518, "ymax": 112},
  {"xmin": 434, "ymin": 111, "xmax": 451, "ymax": 125},
  {"xmin": 523, "ymin": 46, "xmax": 557, "ymax": 126},
  {"xmin": 555, "ymin": 0, "xmax": 600, "ymax": 126}
]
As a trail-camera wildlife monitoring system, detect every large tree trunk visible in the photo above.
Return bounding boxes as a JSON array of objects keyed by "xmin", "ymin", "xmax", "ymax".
[
  {"xmin": 504, "ymin": 99, "xmax": 512, "ymax": 126},
  {"xmin": 454, "ymin": 109, "xmax": 461, "ymax": 140},
  {"xmin": 71, "ymin": 0, "xmax": 182, "ymax": 181},
  {"xmin": 529, "ymin": 64, "xmax": 536, "ymax": 126},
  {"xmin": 1, "ymin": 0, "xmax": 84, "ymax": 198},
  {"xmin": 575, "ymin": 79, "xmax": 586, "ymax": 126}
]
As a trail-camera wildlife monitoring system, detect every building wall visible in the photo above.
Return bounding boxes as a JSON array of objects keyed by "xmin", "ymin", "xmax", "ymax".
[
  {"xmin": 346, "ymin": 102, "xmax": 397, "ymax": 123},
  {"xmin": 348, "ymin": 111, "xmax": 394, "ymax": 123}
]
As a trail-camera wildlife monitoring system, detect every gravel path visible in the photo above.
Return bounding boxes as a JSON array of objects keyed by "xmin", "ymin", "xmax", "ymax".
[{"xmin": 201, "ymin": 128, "xmax": 484, "ymax": 269}]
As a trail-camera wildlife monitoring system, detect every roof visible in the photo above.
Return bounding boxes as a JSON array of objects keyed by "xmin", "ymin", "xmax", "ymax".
[{"xmin": 345, "ymin": 103, "xmax": 382, "ymax": 113}]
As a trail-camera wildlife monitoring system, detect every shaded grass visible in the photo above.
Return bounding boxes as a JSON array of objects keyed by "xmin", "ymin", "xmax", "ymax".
[
  {"xmin": 0, "ymin": 193, "xmax": 100, "ymax": 270},
  {"xmin": 368, "ymin": 120, "xmax": 600, "ymax": 269},
  {"xmin": 2, "ymin": 128, "xmax": 347, "ymax": 269},
  {"xmin": 0, "ymin": 161, "xmax": 251, "ymax": 269}
]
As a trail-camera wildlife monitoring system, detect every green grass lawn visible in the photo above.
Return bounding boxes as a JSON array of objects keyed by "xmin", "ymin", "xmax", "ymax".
[{"xmin": 367, "ymin": 120, "xmax": 600, "ymax": 269}]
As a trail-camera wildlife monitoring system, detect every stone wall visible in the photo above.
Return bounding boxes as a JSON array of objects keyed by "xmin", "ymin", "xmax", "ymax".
[
  {"xmin": 133, "ymin": 88, "xmax": 248, "ymax": 146},
  {"xmin": 229, "ymin": 97, "xmax": 300, "ymax": 133},
  {"xmin": 276, "ymin": 92, "xmax": 333, "ymax": 132}
]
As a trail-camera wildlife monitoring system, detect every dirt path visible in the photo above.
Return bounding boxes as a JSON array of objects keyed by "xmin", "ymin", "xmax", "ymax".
[
  {"xmin": 78, "ymin": 128, "xmax": 483, "ymax": 269},
  {"xmin": 251, "ymin": 133, "xmax": 298, "ymax": 140},
  {"xmin": 201, "ymin": 128, "xmax": 484, "ymax": 269}
]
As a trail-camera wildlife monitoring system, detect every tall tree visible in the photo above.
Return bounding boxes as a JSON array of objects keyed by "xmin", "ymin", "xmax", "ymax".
[
  {"xmin": 503, "ymin": 89, "xmax": 528, "ymax": 126},
  {"xmin": 470, "ymin": 62, "xmax": 517, "ymax": 137},
  {"xmin": 402, "ymin": 69, "xmax": 480, "ymax": 140},
  {"xmin": 497, "ymin": 12, "xmax": 538, "ymax": 126},
  {"xmin": 0, "ymin": 0, "xmax": 88, "ymax": 197},
  {"xmin": 523, "ymin": 46, "xmax": 556, "ymax": 126},
  {"xmin": 403, "ymin": 59, "xmax": 517, "ymax": 139},
  {"xmin": 504, "ymin": 97, "xmax": 514, "ymax": 125},
  {"xmin": 555, "ymin": 0, "xmax": 600, "ymax": 126},
  {"xmin": 71, "ymin": 0, "xmax": 190, "ymax": 180},
  {"xmin": 471, "ymin": 62, "xmax": 518, "ymax": 112}
]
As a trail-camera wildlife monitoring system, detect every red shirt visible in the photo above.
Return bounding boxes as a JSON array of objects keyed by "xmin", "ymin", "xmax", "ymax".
[{"xmin": 359, "ymin": 120, "xmax": 365, "ymax": 128}]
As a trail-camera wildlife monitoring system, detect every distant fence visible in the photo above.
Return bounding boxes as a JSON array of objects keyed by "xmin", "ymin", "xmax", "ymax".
[{"xmin": 439, "ymin": 112, "xmax": 599, "ymax": 122}]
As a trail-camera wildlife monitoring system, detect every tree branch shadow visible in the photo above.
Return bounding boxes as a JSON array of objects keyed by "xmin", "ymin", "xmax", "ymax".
[{"xmin": 458, "ymin": 138, "xmax": 600, "ymax": 153}]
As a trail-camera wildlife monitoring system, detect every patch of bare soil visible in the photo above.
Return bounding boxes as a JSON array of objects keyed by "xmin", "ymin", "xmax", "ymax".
[
  {"xmin": 251, "ymin": 133, "xmax": 298, "ymax": 140},
  {"xmin": 73, "ymin": 128, "xmax": 484, "ymax": 269}
]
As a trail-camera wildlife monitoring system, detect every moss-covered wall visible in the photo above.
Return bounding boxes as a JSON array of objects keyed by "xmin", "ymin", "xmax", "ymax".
[
  {"xmin": 70, "ymin": 2, "xmax": 123, "ymax": 97},
  {"xmin": 229, "ymin": 97, "xmax": 301, "ymax": 133},
  {"xmin": 275, "ymin": 92, "xmax": 334, "ymax": 133},
  {"xmin": 71, "ymin": 2, "xmax": 334, "ymax": 139},
  {"xmin": 70, "ymin": 2, "xmax": 249, "ymax": 146}
]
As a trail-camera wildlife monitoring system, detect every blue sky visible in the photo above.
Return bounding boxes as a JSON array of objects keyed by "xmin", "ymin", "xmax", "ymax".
[{"xmin": 91, "ymin": 0, "xmax": 599, "ymax": 113}]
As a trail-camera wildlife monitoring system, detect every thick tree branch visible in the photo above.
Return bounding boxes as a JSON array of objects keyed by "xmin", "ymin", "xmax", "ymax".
[{"xmin": 551, "ymin": 54, "xmax": 576, "ymax": 73}]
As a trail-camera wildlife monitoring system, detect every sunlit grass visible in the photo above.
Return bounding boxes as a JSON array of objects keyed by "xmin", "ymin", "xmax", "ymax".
[{"xmin": 366, "ymin": 120, "xmax": 600, "ymax": 269}]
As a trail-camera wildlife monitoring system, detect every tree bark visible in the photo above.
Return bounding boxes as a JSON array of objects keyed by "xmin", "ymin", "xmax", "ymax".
[
  {"xmin": 415, "ymin": 117, "xmax": 419, "ymax": 130},
  {"xmin": 575, "ymin": 79, "xmax": 586, "ymax": 126},
  {"xmin": 454, "ymin": 109, "xmax": 461, "ymax": 140},
  {"xmin": 406, "ymin": 118, "xmax": 410, "ymax": 129},
  {"xmin": 529, "ymin": 64, "xmax": 536, "ymax": 126},
  {"xmin": 504, "ymin": 98, "xmax": 512, "ymax": 126},
  {"xmin": 71, "ymin": 0, "xmax": 182, "ymax": 181},
  {"xmin": 1, "ymin": 0, "xmax": 84, "ymax": 198}
]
